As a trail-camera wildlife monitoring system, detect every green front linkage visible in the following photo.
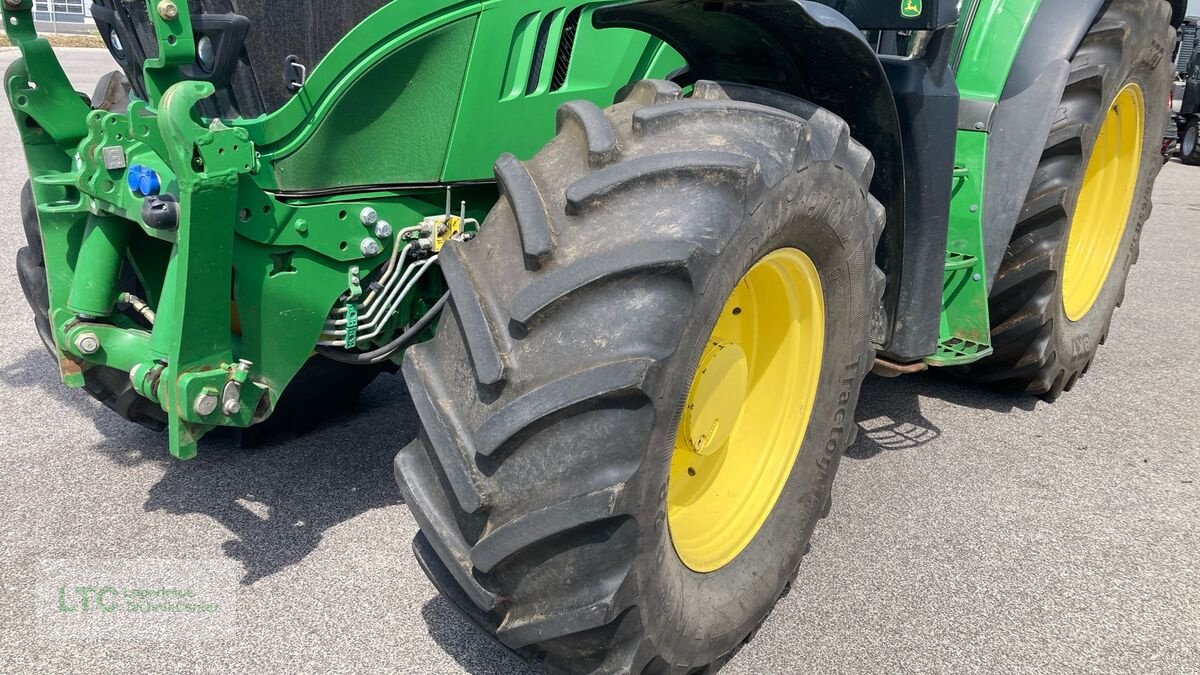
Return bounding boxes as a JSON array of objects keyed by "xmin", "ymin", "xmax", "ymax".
[{"xmin": 2, "ymin": 0, "xmax": 681, "ymax": 458}]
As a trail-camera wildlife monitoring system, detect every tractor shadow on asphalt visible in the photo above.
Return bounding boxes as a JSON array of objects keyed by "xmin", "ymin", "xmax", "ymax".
[
  {"xmin": 130, "ymin": 374, "xmax": 419, "ymax": 584},
  {"xmin": 421, "ymin": 598, "xmax": 542, "ymax": 675},
  {"xmin": 846, "ymin": 371, "xmax": 1040, "ymax": 460},
  {"xmin": 844, "ymin": 367, "xmax": 1041, "ymax": 456},
  {"xmin": 0, "ymin": 348, "xmax": 419, "ymax": 585}
]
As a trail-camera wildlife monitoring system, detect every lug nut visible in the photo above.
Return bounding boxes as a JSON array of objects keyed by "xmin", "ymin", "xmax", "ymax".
[
  {"xmin": 359, "ymin": 207, "xmax": 379, "ymax": 226},
  {"xmin": 156, "ymin": 0, "xmax": 178, "ymax": 20},
  {"xmin": 193, "ymin": 390, "xmax": 219, "ymax": 417},
  {"xmin": 360, "ymin": 239, "xmax": 382, "ymax": 256},
  {"xmin": 374, "ymin": 220, "xmax": 392, "ymax": 239},
  {"xmin": 74, "ymin": 332, "xmax": 100, "ymax": 355}
]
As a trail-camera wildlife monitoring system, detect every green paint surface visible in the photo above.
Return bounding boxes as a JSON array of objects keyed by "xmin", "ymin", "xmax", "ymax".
[{"xmin": 274, "ymin": 19, "xmax": 476, "ymax": 189}]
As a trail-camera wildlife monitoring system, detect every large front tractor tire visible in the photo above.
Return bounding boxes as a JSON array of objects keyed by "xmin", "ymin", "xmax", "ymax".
[
  {"xmin": 395, "ymin": 80, "xmax": 884, "ymax": 673},
  {"xmin": 968, "ymin": 0, "xmax": 1175, "ymax": 398}
]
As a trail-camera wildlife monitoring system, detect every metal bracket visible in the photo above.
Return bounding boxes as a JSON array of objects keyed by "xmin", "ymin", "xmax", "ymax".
[
  {"xmin": 957, "ymin": 97, "xmax": 997, "ymax": 132},
  {"xmin": 343, "ymin": 304, "xmax": 359, "ymax": 350}
]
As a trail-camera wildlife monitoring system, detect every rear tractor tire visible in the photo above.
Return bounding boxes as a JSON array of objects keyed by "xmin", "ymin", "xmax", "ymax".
[
  {"xmin": 967, "ymin": 0, "xmax": 1175, "ymax": 398},
  {"xmin": 395, "ymin": 80, "xmax": 884, "ymax": 673}
]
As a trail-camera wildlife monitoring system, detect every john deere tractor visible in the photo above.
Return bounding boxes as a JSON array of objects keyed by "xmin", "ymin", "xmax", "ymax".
[{"xmin": 3, "ymin": 0, "xmax": 1185, "ymax": 671}]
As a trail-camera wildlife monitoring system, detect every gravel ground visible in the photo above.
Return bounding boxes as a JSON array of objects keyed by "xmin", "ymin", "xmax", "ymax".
[{"xmin": 0, "ymin": 48, "xmax": 1197, "ymax": 674}]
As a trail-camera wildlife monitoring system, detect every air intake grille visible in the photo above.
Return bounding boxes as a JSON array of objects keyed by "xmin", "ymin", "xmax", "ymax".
[{"xmin": 550, "ymin": 7, "xmax": 584, "ymax": 92}]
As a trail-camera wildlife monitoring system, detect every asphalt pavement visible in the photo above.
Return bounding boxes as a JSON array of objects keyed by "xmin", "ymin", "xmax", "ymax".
[{"xmin": 0, "ymin": 48, "xmax": 1197, "ymax": 674}]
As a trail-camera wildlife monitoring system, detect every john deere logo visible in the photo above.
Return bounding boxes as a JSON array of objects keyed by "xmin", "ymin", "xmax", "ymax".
[{"xmin": 901, "ymin": 0, "xmax": 922, "ymax": 18}]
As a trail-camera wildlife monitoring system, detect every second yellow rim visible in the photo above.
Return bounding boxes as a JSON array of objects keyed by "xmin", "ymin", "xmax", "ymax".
[
  {"xmin": 1062, "ymin": 83, "xmax": 1144, "ymax": 322},
  {"xmin": 667, "ymin": 248, "xmax": 825, "ymax": 573}
]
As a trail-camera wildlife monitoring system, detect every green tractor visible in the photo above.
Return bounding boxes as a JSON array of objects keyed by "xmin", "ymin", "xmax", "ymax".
[{"xmin": 3, "ymin": 0, "xmax": 1185, "ymax": 671}]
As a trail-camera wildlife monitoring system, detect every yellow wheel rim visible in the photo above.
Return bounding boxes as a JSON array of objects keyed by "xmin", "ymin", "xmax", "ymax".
[
  {"xmin": 667, "ymin": 248, "xmax": 825, "ymax": 573},
  {"xmin": 1062, "ymin": 83, "xmax": 1144, "ymax": 322}
]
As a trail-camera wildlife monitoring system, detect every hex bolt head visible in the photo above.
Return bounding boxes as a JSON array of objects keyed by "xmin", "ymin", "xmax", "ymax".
[
  {"xmin": 360, "ymin": 238, "xmax": 382, "ymax": 256},
  {"xmin": 74, "ymin": 332, "xmax": 100, "ymax": 355},
  {"xmin": 193, "ymin": 390, "xmax": 219, "ymax": 417},
  {"xmin": 374, "ymin": 220, "xmax": 393, "ymax": 239},
  {"xmin": 157, "ymin": 0, "xmax": 178, "ymax": 20},
  {"xmin": 359, "ymin": 207, "xmax": 379, "ymax": 226}
]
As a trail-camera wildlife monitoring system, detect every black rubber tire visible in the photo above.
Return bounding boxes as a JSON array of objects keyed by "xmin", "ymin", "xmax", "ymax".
[
  {"xmin": 15, "ymin": 179, "xmax": 388, "ymax": 436},
  {"xmin": 1181, "ymin": 117, "xmax": 1200, "ymax": 165},
  {"xmin": 16, "ymin": 181, "xmax": 54, "ymax": 353},
  {"xmin": 394, "ymin": 80, "xmax": 884, "ymax": 673},
  {"xmin": 966, "ymin": 0, "xmax": 1175, "ymax": 399}
]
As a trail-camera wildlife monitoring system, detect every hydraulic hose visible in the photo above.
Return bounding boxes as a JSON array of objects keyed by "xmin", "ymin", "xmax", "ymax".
[{"xmin": 315, "ymin": 291, "xmax": 450, "ymax": 366}]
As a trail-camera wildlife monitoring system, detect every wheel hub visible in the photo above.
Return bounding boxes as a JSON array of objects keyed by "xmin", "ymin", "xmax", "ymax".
[{"xmin": 682, "ymin": 340, "xmax": 748, "ymax": 456}]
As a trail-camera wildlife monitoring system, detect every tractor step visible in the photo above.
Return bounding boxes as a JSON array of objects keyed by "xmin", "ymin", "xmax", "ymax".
[{"xmin": 927, "ymin": 131, "xmax": 994, "ymax": 368}]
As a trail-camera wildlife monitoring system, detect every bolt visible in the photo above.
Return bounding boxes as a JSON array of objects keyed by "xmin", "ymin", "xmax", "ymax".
[
  {"xmin": 359, "ymin": 207, "xmax": 379, "ymax": 226},
  {"xmin": 969, "ymin": 205, "xmax": 979, "ymax": 213},
  {"xmin": 360, "ymin": 238, "xmax": 382, "ymax": 256},
  {"xmin": 156, "ymin": 0, "xmax": 178, "ymax": 20},
  {"xmin": 974, "ymin": 121, "xmax": 985, "ymax": 131},
  {"xmin": 74, "ymin": 332, "xmax": 100, "ymax": 355},
  {"xmin": 972, "ymin": 273, "xmax": 983, "ymax": 282},
  {"xmin": 3, "ymin": 0, "xmax": 22, "ymax": 10},
  {"xmin": 193, "ymin": 390, "xmax": 219, "ymax": 417},
  {"xmin": 416, "ymin": 237, "xmax": 434, "ymax": 250},
  {"xmin": 293, "ymin": 218, "xmax": 308, "ymax": 234},
  {"xmin": 221, "ymin": 380, "xmax": 242, "ymax": 416},
  {"xmin": 374, "ymin": 220, "xmax": 393, "ymax": 239}
]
